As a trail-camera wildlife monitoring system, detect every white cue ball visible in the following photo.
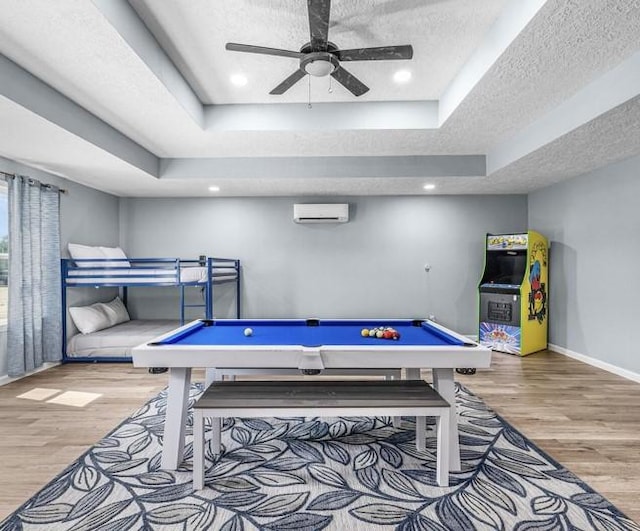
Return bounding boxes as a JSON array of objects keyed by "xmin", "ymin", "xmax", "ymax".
[{"xmin": 244, "ymin": 327, "xmax": 253, "ymax": 337}]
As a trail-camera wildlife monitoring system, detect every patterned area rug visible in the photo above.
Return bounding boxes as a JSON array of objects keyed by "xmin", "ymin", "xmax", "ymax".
[{"xmin": 1, "ymin": 383, "xmax": 638, "ymax": 531}]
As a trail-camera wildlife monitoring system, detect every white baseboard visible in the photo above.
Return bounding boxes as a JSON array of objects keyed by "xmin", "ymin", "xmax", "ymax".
[
  {"xmin": 0, "ymin": 362, "xmax": 61, "ymax": 387},
  {"xmin": 549, "ymin": 343, "xmax": 640, "ymax": 384}
]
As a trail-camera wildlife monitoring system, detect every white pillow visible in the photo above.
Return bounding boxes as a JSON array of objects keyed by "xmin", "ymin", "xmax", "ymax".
[
  {"xmin": 99, "ymin": 246, "xmax": 131, "ymax": 268},
  {"xmin": 99, "ymin": 296, "xmax": 130, "ymax": 326},
  {"xmin": 69, "ymin": 303, "xmax": 111, "ymax": 334},
  {"xmin": 68, "ymin": 243, "xmax": 107, "ymax": 268}
]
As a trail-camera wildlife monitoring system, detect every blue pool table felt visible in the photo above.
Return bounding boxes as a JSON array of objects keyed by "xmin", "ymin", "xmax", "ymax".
[{"xmin": 156, "ymin": 319, "xmax": 466, "ymax": 347}]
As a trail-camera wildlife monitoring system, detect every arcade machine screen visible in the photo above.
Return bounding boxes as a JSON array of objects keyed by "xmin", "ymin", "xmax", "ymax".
[{"xmin": 481, "ymin": 251, "xmax": 526, "ymax": 287}]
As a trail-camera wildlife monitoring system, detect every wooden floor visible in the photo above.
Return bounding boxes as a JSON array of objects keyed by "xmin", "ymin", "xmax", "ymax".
[{"xmin": 1, "ymin": 351, "xmax": 639, "ymax": 523}]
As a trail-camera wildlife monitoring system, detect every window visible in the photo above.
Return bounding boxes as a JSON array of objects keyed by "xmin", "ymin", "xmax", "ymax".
[{"xmin": 0, "ymin": 182, "xmax": 7, "ymax": 324}]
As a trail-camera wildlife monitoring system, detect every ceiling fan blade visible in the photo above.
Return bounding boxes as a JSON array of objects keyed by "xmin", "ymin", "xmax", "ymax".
[
  {"xmin": 335, "ymin": 45, "xmax": 414, "ymax": 62},
  {"xmin": 308, "ymin": 0, "xmax": 331, "ymax": 51},
  {"xmin": 270, "ymin": 69, "xmax": 307, "ymax": 95},
  {"xmin": 331, "ymin": 66, "xmax": 369, "ymax": 97},
  {"xmin": 225, "ymin": 43, "xmax": 303, "ymax": 59}
]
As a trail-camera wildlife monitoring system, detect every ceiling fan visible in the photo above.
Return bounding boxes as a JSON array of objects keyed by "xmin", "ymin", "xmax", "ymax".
[{"xmin": 225, "ymin": 0, "xmax": 413, "ymax": 97}]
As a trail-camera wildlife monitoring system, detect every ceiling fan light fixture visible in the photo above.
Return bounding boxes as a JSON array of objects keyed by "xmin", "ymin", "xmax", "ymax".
[
  {"xmin": 305, "ymin": 59, "xmax": 334, "ymax": 77},
  {"xmin": 301, "ymin": 52, "xmax": 338, "ymax": 77}
]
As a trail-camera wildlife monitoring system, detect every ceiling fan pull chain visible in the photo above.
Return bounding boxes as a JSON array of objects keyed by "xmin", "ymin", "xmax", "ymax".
[
  {"xmin": 328, "ymin": 75, "xmax": 333, "ymax": 93},
  {"xmin": 308, "ymin": 74, "xmax": 312, "ymax": 109}
]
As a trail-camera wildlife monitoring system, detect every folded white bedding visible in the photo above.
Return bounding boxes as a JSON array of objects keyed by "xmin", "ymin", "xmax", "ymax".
[{"xmin": 66, "ymin": 266, "xmax": 237, "ymax": 285}]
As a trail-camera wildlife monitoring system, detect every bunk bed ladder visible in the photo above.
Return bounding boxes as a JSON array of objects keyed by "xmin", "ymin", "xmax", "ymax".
[
  {"xmin": 180, "ymin": 284, "xmax": 209, "ymax": 325},
  {"xmin": 205, "ymin": 257, "xmax": 240, "ymax": 320}
]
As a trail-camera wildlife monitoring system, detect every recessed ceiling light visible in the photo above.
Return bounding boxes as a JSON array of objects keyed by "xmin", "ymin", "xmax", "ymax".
[
  {"xmin": 230, "ymin": 74, "xmax": 247, "ymax": 87},
  {"xmin": 393, "ymin": 70, "xmax": 412, "ymax": 84},
  {"xmin": 423, "ymin": 183, "xmax": 436, "ymax": 191},
  {"xmin": 208, "ymin": 185, "xmax": 220, "ymax": 192}
]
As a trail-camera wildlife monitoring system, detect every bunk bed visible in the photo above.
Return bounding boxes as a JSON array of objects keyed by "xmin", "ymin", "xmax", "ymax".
[{"xmin": 61, "ymin": 245, "xmax": 240, "ymax": 363}]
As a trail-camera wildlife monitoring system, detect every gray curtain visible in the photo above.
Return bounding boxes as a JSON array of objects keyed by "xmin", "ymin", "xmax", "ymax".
[{"xmin": 7, "ymin": 175, "xmax": 61, "ymax": 376}]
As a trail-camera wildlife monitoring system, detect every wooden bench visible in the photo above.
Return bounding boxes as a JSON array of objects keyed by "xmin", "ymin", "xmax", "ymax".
[{"xmin": 192, "ymin": 380, "xmax": 450, "ymax": 489}]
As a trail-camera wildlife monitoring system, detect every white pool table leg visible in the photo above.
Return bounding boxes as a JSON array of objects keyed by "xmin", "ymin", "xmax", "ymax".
[
  {"xmin": 432, "ymin": 367, "xmax": 460, "ymax": 472},
  {"xmin": 404, "ymin": 368, "xmax": 426, "ymax": 434},
  {"xmin": 193, "ymin": 410, "xmax": 204, "ymax": 490},
  {"xmin": 436, "ymin": 411, "xmax": 450, "ymax": 487},
  {"xmin": 161, "ymin": 367, "xmax": 192, "ymax": 470},
  {"xmin": 386, "ymin": 372, "xmax": 402, "ymax": 427}
]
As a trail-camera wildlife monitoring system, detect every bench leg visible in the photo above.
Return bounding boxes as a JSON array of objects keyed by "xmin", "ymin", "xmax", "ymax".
[
  {"xmin": 415, "ymin": 416, "xmax": 426, "ymax": 451},
  {"xmin": 212, "ymin": 416, "xmax": 221, "ymax": 455},
  {"xmin": 193, "ymin": 410, "xmax": 205, "ymax": 491},
  {"xmin": 436, "ymin": 411, "xmax": 450, "ymax": 487}
]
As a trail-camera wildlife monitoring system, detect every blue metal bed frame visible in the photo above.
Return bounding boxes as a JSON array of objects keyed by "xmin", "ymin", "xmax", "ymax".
[{"xmin": 61, "ymin": 256, "xmax": 241, "ymax": 363}]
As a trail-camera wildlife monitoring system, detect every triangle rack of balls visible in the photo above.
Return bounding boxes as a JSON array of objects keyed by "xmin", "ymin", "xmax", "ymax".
[{"xmin": 361, "ymin": 326, "xmax": 401, "ymax": 340}]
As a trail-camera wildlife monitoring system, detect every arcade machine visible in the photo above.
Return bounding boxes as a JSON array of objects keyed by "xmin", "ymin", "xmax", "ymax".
[{"xmin": 478, "ymin": 231, "xmax": 549, "ymax": 355}]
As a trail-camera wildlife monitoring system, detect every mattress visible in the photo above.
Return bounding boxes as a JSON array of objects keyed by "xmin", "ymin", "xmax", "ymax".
[
  {"xmin": 66, "ymin": 266, "xmax": 237, "ymax": 285},
  {"xmin": 66, "ymin": 319, "xmax": 181, "ymax": 358}
]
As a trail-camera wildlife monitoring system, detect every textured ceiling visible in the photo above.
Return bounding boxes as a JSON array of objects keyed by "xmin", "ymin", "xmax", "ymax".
[
  {"xmin": 0, "ymin": 0, "xmax": 639, "ymax": 197},
  {"xmin": 129, "ymin": 0, "xmax": 509, "ymax": 104}
]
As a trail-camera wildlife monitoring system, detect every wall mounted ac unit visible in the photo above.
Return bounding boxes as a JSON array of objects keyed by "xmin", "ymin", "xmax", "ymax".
[{"xmin": 293, "ymin": 203, "xmax": 349, "ymax": 223}]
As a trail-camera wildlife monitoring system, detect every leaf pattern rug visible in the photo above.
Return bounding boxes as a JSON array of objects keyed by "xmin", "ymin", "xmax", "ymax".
[{"xmin": 1, "ymin": 383, "xmax": 638, "ymax": 531}]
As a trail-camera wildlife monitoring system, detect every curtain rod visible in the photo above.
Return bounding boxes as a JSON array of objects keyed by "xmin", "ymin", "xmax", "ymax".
[{"xmin": 0, "ymin": 171, "xmax": 67, "ymax": 193}]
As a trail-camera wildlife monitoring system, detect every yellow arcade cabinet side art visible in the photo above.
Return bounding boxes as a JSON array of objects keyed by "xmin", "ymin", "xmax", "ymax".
[{"xmin": 478, "ymin": 231, "xmax": 549, "ymax": 355}]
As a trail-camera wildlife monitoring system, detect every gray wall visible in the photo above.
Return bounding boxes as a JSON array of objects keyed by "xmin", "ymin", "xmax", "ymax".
[
  {"xmin": 0, "ymin": 157, "xmax": 119, "ymax": 379},
  {"xmin": 57, "ymin": 168, "xmax": 121, "ymax": 338},
  {"xmin": 528, "ymin": 154, "xmax": 640, "ymax": 374},
  {"xmin": 120, "ymin": 195, "xmax": 528, "ymax": 335},
  {"xmin": 4, "ymin": 149, "xmax": 638, "ymax": 379},
  {"xmin": 0, "ymin": 157, "xmax": 120, "ymax": 253}
]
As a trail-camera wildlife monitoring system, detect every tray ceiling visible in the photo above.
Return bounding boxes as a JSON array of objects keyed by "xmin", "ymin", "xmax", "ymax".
[{"xmin": 0, "ymin": 0, "xmax": 639, "ymax": 197}]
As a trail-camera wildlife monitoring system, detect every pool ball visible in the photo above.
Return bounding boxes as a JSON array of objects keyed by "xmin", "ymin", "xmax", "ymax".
[
  {"xmin": 361, "ymin": 328, "xmax": 369, "ymax": 337},
  {"xmin": 244, "ymin": 327, "xmax": 253, "ymax": 337}
]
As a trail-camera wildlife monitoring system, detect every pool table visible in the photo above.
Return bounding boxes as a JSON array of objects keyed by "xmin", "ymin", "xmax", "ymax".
[{"xmin": 132, "ymin": 318, "xmax": 491, "ymax": 471}]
